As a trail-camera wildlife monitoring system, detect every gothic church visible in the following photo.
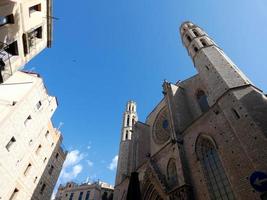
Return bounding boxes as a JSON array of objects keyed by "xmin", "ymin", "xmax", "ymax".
[{"xmin": 114, "ymin": 22, "xmax": 267, "ymax": 200}]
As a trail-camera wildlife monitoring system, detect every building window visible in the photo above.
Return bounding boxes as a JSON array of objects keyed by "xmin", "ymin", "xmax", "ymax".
[
  {"xmin": 4, "ymin": 41, "xmax": 19, "ymax": 56},
  {"xmin": 29, "ymin": 4, "xmax": 41, "ymax": 15},
  {"xmin": 45, "ymin": 130, "xmax": 49, "ymax": 138},
  {"xmin": 186, "ymin": 35, "xmax": 192, "ymax": 42},
  {"xmin": 40, "ymin": 183, "xmax": 46, "ymax": 195},
  {"xmin": 132, "ymin": 118, "xmax": 135, "ymax": 126},
  {"xmin": 126, "ymin": 115, "xmax": 130, "ymax": 126},
  {"xmin": 196, "ymin": 90, "xmax": 209, "ymax": 113},
  {"xmin": 196, "ymin": 136, "xmax": 235, "ymax": 200},
  {"xmin": 23, "ymin": 27, "xmax": 43, "ymax": 55},
  {"xmin": 85, "ymin": 191, "xmax": 90, "ymax": 200},
  {"xmin": 34, "ymin": 176, "xmax": 38, "ymax": 183},
  {"xmin": 69, "ymin": 193, "xmax": 74, "ymax": 200},
  {"xmin": 192, "ymin": 29, "xmax": 199, "ymax": 37},
  {"xmin": 48, "ymin": 165, "xmax": 54, "ymax": 175},
  {"xmin": 78, "ymin": 192, "xmax": 83, "ymax": 200},
  {"xmin": 36, "ymin": 101, "xmax": 42, "ymax": 109},
  {"xmin": 24, "ymin": 115, "xmax": 32, "ymax": 126},
  {"xmin": 193, "ymin": 46, "xmax": 198, "ymax": 53},
  {"xmin": 29, "ymin": 139, "xmax": 33, "ymax": 146},
  {"xmin": 43, "ymin": 157, "xmax": 47, "ymax": 163},
  {"xmin": 6, "ymin": 137, "xmax": 16, "ymax": 151},
  {"xmin": 55, "ymin": 153, "xmax": 59, "ymax": 159},
  {"xmin": 51, "ymin": 142, "xmax": 54, "ymax": 147},
  {"xmin": 36, "ymin": 144, "xmax": 42, "ymax": 155},
  {"xmin": 125, "ymin": 130, "xmax": 128, "ymax": 140},
  {"xmin": 9, "ymin": 188, "xmax": 19, "ymax": 200},
  {"xmin": 0, "ymin": 15, "xmax": 14, "ymax": 27},
  {"xmin": 200, "ymin": 38, "xmax": 208, "ymax": 47},
  {"xmin": 167, "ymin": 159, "xmax": 179, "ymax": 188},
  {"xmin": 24, "ymin": 163, "xmax": 32, "ymax": 176}
]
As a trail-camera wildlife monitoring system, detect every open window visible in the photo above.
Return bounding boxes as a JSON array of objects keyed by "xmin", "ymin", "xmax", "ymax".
[{"xmin": 0, "ymin": 15, "xmax": 14, "ymax": 27}]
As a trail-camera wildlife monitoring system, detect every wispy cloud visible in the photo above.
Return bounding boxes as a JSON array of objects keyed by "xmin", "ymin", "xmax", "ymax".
[
  {"xmin": 87, "ymin": 160, "xmax": 93, "ymax": 167},
  {"xmin": 108, "ymin": 155, "xmax": 118, "ymax": 171}
]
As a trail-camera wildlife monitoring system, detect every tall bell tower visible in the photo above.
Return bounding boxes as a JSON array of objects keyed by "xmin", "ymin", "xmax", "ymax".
[
  {"xmin": 115, "ymin": 100, "xmax": 138, "ymax": 186},
  {"xmin": 180, "ymin": 21, "xmax": 252, "ymax": 106}
]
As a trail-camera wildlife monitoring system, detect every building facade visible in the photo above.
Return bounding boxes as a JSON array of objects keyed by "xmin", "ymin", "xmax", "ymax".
[
  {"xmin": 55, "ymin": 181, "xmax": 114, "ymax": 200},
  {"xmin": 0, "ymin": 0, "xmax": 52, "ymax": 83},
  {"xmin": 114, "ymin": 22, "xmax": 267, "ymax": 200},
  {"xmin": 0, "ymin": 71, "xmax": 66, "ymax": 200}
]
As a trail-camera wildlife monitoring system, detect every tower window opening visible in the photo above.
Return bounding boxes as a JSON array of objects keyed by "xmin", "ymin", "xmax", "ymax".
[
  {"xmin": 0, "ymin": 15, "xmax": 14, "ymax": 27},
  {"xmin": 193, "ymin": 46, "xmax": 198, "ymax": 53},
  {"xmin": 36, "ymin": 144, "xmax": 42, "ymax": 155},
  {"xmin": 5, "ymin": 41, "xmax": 19, "ymax": 56},
  {"xmin": 232, "ymin": 108, "xmax": 240, "ymax": 119},
  {"xmin": 125, "ymin": 130, "xmax": 129, "ymax": 140},
  {"xmin": 196, "ymin": 90, "xmax": 209, "ymax": 112},
  {"xmin": 186, "ymin": 35, "xmax": 192, "ymax": 42},
  {"xmin": 200, "ymin": 39, "xmax": 208, "ymax": 47},
  {"xmin": 132, "ymin": 118, "xmax": 135, "ymax": 126},
  {"xmin": 192, "ymin": 29, "xmax": 199, "ymax": 37},
  {"xmin": 127, "ymin": 115, "xmax": 130, "ymax": 126}
]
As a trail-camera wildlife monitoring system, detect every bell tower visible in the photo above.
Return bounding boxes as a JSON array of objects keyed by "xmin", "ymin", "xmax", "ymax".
[
  {"xmin": 115, "ymin": 100, "xmax": 138, "ymax": 186},
  {"xmin": 180, "ymin": 21, "xmax": 252, "ymax": 106}
]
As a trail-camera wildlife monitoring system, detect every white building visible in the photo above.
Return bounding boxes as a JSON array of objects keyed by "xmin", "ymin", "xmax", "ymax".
[
  {"xmin": 0, "ymin": 71, "xmax": 66, "ymax": 200},
  {"xmin": 0, "ymin": 0, "xmax": 52, "ymax": 83}
]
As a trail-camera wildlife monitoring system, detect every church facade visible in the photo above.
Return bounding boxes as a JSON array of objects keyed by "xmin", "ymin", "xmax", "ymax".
[{"xmin": 114, "ymin": 22, "xmax": 267, "ymax": 200}]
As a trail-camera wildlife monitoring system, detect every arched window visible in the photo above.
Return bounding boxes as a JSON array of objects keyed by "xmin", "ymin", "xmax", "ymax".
[
  {"xmin": 193, "ymin": 45, "xmax": 198, "ymax": 53},
  {"xmin": 125, "ymin": 130, "xmax": 128, "ymax": 140},
  {"xmin": 167, "ymin": 159, "xmax": 178, "ymax": 188},
  {"xmin": 196, "ymin": 136, "xmax": 235, "ymax": 200},
  {"xmin": 127, "ymin": 115, "xmax": 130, "ymax": 126},
  {"xmin": 186, "ymin": 35, "xmax": 192, "ymax": 42},
  {"xmin": 193, "ymin": 29, "xmax": 199, "ymax": 37},
  {"xmin": 200, "ymin": 38, "xmax": 208, "ymax": 47},
  {"xmin": 132, "ymin": 118, "xmax": 135, "ymax": 126},
  {"xmin": 196, "ymin": 90, "xmax": 209, "ymax": 112}
]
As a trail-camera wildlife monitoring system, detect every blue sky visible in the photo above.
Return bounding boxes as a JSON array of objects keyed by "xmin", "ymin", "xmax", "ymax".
[{"xmin": 26, "ymin": 0, "xmax": 267, "ymax": 189}]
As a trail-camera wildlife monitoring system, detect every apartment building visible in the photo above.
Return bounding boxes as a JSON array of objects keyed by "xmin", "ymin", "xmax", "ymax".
[
  {"xmin": 0, "ymin": 0, "xmax": 52, "ymax": 83},
  {"xmin": 0, "ymin": 71, "xmax": 66, "ymax": 200},
  {"xmin": 55, "ymin": 181, "xmax": 114, "ymax": 200}
]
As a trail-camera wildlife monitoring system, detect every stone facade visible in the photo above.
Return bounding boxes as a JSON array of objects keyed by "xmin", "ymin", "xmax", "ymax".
[
  {"xmin": 0, "ymin": 0, "xmax": 52, "ymax": 83},
  {"xmin": 114, "ymin": 22, "xmax": 267, "ymax": 200},
  {"xmin": 55, "ymin": 181, "xmax": 114, "ymax": 200},
  {"xmin": 0, "ymin": 71, "xmax": 66, "ymax": 200}
]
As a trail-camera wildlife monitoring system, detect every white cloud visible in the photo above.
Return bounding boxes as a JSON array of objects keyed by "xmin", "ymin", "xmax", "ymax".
[
  {"xmin": 62, "ymin": 164, "xmax": 83, "ymax": 180},
  {"xmin": 87, "ymin": 145, "xmax": 91, "ymax": 150},
  {"xmin": 63, "ymin": 150, "xmax": 85, "ymax": 168},
  {"xmin": 108, "ymin": 155, "xmax": 118, "ymax": 171},
  {"xmin": 87, "ymin": 160, "xmax": 93, "ymax": 167}
]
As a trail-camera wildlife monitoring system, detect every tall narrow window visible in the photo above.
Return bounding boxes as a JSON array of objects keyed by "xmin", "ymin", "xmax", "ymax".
[
  {"xmin": 193, "ymin": 29, "xmax": 199, "ymax": 37},
  {"xmin": 196, "ymin": 136, "xmax": 235, "ymax": 200},
  {"xmin": 125, "ymin": 130, "xmax": 128, "ymax": 140},
  {"xmin": 85, "ymin": 191, "xmax": 90, "ymax": 200},
  {"xmin": 9, "ymin": 188, "xmax": 19, "ymax": 200},
  {"xmin": 24, "ymin": 115, "xmax": 32, "ymax": 126},
  {"xmin": 36, "ymin": 101, "xmax": 42, "ymax": 109},
  {"xmin": 78, "ymin": 192, "xmax": 83, "ymax": 200},
  {"xmin": 40, "ymin": 183, "xmax": 46, "ymax": 195},
  {"xmin": 167, "ymin": 159, "xmax": 179, "ymax": 188},
  {"xmin": 24, "ymin": 163, "xmax": 32, "ymax": 176},
  {"xmin": 36, "ymin": 144, "xmax": 42, "ymax": 155},
  {"xmin": 69, "ymin": 193, "xmax": 74, "ymax": 200},
  {"xmin": 127, "ymin": 115, "xmax": 130, "ymax": 126},
  {"xmin": 200, "ymin": 38, "xmax": 208, "ymax": 47},
  {"xmin": 186, "ymin": 35, "xmax": 192, "ymax": 42},
  {"xmin": 6, "ymin": 137, "xmax": 16, "ymax": 151},
  {"xmin": 197, "ymin": 90, "xmax": 210, "ymax": 112},
  {"xmin": 48, "ymin": 165, "xmax": 54, "ymax": 175},
  {"xmin": 132, "ymin": 118, "xmax": 135, "ymax": 126}
]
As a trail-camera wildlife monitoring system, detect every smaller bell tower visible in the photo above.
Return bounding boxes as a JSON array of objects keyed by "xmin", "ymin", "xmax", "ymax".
[{"xmin": 115, "ymin": 100, "xmax": 138, "ymax": 186}]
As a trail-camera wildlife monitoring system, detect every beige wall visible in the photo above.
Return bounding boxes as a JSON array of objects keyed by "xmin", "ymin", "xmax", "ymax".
[{"xmin": 0, "ymin": 71, "xmax": 66, "ymax": 200}]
